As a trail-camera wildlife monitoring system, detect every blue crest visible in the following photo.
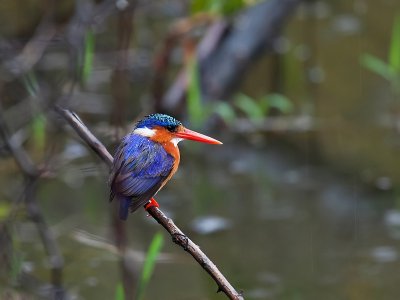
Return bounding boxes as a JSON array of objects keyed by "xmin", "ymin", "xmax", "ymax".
[{"xmin": 135, "ymin": 114, "xmax": 182, "ymax": 130}]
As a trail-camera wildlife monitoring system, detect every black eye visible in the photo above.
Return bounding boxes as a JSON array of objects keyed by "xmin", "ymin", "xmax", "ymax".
[{"xmin": 166, "ymin": 125, "xmax": 176, "ymax": 132}]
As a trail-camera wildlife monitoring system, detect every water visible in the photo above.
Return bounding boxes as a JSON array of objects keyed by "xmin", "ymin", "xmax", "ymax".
[{"xmin": 2, "ymin": 139, "xmax": 399, "ymax": 299}]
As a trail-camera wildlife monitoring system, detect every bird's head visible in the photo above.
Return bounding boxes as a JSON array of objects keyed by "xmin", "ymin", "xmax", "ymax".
[{"xmin": 133, "ymin": 113, "xmax": 222, "ymax": 146}]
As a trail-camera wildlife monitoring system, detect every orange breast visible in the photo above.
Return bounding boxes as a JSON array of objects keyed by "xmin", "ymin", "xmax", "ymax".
[
  {"xmin": 149, "ymin": 126, "xmax": 181, "ymax": 188},
  {"xmin": 159, "ymin": 141, "xmax": 180, "ymax": 189}
]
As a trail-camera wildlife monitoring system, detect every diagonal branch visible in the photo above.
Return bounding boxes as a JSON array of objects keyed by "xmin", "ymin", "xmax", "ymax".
[
  {"xmin": 0, "ymin": 108, "xmax": 39, "ymax": 177},
  {"xmin": 55, "ymin": 106, "xmax": 244, "ymax": 300},
  {"xmin": 54, "ymin": 106, "xmax": 113, "ymax": 167},
  {"xmin": 147, "ymin": 207, "xmax": 243, "ymax": 299}
]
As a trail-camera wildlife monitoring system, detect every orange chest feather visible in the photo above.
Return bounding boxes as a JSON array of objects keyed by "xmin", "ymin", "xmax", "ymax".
[
  {"xmin": 150, "ymin": 126, "xmax": 181, "ymax": 178},
  {"xmin": 164, "ymin": 141, "xmax": 180, "ymax": 169},
  {"xmin": 160, "ymin": 141, "xmax": 180, "ymax": 188}
]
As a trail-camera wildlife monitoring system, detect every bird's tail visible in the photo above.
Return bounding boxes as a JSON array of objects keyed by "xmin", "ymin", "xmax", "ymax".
[{"xmin": 118, "ymin": 196, "xmax": 132, "ymax": 221}]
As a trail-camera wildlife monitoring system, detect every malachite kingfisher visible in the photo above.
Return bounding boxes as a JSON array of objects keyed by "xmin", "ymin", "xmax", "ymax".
[{"xmin": 109, "ymin": 113, "xmax": 222, "ymax": 220}]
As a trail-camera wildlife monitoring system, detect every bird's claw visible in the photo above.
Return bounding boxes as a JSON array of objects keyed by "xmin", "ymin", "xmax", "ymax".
[{"xmin": 144, "ymin": 198, "xmax": 160, "ymax": 211}]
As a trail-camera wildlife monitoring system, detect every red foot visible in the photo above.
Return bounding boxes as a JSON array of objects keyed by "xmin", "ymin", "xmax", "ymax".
[{"xmin": 144, "ymin": 198, "xmax": 160, "ymax": 210}]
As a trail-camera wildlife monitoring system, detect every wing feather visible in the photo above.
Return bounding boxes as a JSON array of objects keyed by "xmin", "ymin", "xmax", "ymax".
[{"xmin": 109, "ymin": 134, "xmax": 174, "ymax": 213}]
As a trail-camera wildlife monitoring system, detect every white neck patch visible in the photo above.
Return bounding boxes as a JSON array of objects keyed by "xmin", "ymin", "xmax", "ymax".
[
  {"xmin": 133, "ymin": 127, "xmax": 155, "ymax": 137},
  {"xmin": 171, "ymin": 137, "xmax": 183, "ymax": 147}
]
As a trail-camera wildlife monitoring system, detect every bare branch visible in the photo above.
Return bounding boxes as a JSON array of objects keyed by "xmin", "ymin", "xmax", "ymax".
[
  {"xmin": 24, "ymin": 178, "xmax": 64, "ymax": 292},
  {"xmin": 147, "ymin": 207, "xmax": 244, "ymax": 300},
  {"xmin": 0, "ymin": 108, "xmax": 39, "ymax": 177},
  {"xmin": 54, "ymin": 106, "xmax": 113, "ymax": 168},
  {"xmin": 56, "ymin": 107, "xmax": 244, "ymax": 300}
]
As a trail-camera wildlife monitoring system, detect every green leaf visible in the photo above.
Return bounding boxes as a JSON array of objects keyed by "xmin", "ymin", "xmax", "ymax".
[
  {"xmin": 191, "ymin": 0, "xmax": 209, "ymax": 14},
  {"xmin": 136, "ymin": 232, "xmax": 164, "ymax": 300},
  {"xmin": 115, "ymin": 282, "xmax": 125, "ymax": 300},
  {"xmin": 0, "ymin": 202, "xmax": 11, "ymax": 221},
  {"xmin": 191, "ymin": 0, "xmax": 245, "ymax": 16},
  {"xmin": 10, "ymin": 251, "xmax": 22, "ymax": 284},
  {"xmin": 264, "ymin": 93, "xmax": 294, "ymax": 114},
  {"xmin": 187, "ymin": 57, "xmax": 204, "ymax": 127},
  {"xmin": 22, "ymin": 71, "xmax": 39, "ymax": 96},
  {"xmin": 360, "ymin": 53, "xmax": 393, "ymax": 80},
  {"xmin": 213, "ymin": 102, "xmax": 236, "ymax": 123},
  {"xmin": 234, "ymin": 93, "xmax": 263, "ymax": 121},
  {"xmin": 32, "ymin": 114, "xmax": 46, "ymax": 152},
  {"xmin": 389, "ymin": 15, "xmax": 400, "ymax": 73},
  {"xmin": 82, "ymin": 29, "xmax": 95, "ymax": 83}
]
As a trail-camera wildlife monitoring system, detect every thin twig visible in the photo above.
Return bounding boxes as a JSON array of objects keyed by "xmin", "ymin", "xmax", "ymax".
[
  {"xmin": 147, "ymin": 207, "xmax": 244, "ymax": 299},
  {"xmin": 24, "ymin": 178, "xmax": 64, "ymax": 291},
  {"xmin": 56, "ymin": 107, "xmax": 244, "ymax": 300},
  {"xmin": 54, "ymin": 105, "xmax": 113, "ymax": 167},
  {"xmin": 0, "ymin": 108, "xmax": 39, "ymax": 177}
]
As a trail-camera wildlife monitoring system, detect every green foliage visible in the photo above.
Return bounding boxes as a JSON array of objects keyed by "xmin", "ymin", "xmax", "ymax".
[
  {"xmin": 266, "ymin": 93, "xmax": 294, "ymax": 114},
  {"xmin": 360, "ymin": 54, "xmax": 394, "ymax": 81},
  {"xmin": 81, "ymin": 29, "xmax": 95, "ymax": 84},
  {"xmin": 235, "ymin": 93, "xmax": 264, "ymax": 122},
  {"xmin": 22, "ymin": 71, "xmax": 39, "ymax": 97},
  {"xmin": 187, "ymin": 58, "xmax": 203, "ymax": 128},
  {"xmin": 214, "ymin": 93, "xmax": 293, "ymax": 124},
  {"xmin": 10, "ymin": 239, "xmax": 22, "ymax": 284},
  {"xmin": 389, "ymin": 15, "xmax": 400, "ymax": 74},
  {"xmin": 191, "ymin": 0, "xmax": 246, "ymax": 16},
  {"xmin": 115, "ymin": 282, "xmax": 125, "ymax": 300},
  {"xmin": 136, "ymin": 232, "xmax": 164, "ymax": 300},
  {"xmin": 0, "ymin": 202, "xmax": 11, "ymax": 221},
  {"xmin": 31, "ymin": 114, "xmax": 46, "ymax": 152},
  {"xmin": 360, "ymin": 15, "xmax": 400, "ymax": 93},
  {"xmin": 185, "ymin": 56, "xmax": 293, "ymax": 127},
  {"xmin": 213, "ymin": 101, "xmax": 236, "ymax": 123}
]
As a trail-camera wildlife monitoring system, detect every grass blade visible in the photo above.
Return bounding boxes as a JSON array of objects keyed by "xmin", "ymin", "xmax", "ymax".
[
  {"xmin": 82, "ymin": 29, "xmax": 95, "ymax": 83},
  {"xmin": 234, "ymin": 93, "xmax": 263, "ymax": 122},
  {"xmin": 115, "ymin": 282, "xmax": 125, "ymax": 300},
  {"xmin": 360, "ymin": 53, "xmax": 393, "ymax": 80},
  {"xmin": 22, "ymin": 71, "xmax": 39, "ymax": 96},
  {"xmin": 136, "ymin": 232, "xmax": 164, "ymax": 300},
  {"xmin": 187, "ymin": 57, "xmax": 204, "ymax": 127},
  {"xmin": 214, "ymin": 102, "xmax": 236, "ymax": 123},
  {"xmin": 389, "ymin": 15, "xmax": 400, "ymax": 73},
  {"xmin": 264, "ymin": 93, "xmax": 293, "ymax": 114},
  {"xmin": 32, "ymin": 114, "xmax": 46, "ymax": 152},
  {"xmin": 191, "ymin": 0, "xmax": 245, "ymax": 16}
]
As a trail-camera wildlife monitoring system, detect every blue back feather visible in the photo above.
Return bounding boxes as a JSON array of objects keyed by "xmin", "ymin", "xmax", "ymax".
[
  {"xmin": 109, "ymin": 133, "xmax": 175, "ymax": 218},
  {"xmin": 119, "ymin": 196, "xmax": 132, "ymax": 220},
  {"xmin": 135, "ymin": 114, "xmax": 181, "ymax": 130}
]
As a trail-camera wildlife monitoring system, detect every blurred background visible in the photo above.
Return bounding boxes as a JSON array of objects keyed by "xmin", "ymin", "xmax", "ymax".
[{"xmin": 1, "ymin": 0, "xmax": 400, "ymax": 299}]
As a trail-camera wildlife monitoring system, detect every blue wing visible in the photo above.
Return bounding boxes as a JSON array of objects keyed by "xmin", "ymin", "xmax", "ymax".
[{"xmin": 109, "ymin": 134, "xmax": 174, "ymax": 217}]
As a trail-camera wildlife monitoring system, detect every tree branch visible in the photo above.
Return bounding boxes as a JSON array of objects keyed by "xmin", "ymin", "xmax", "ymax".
[
  {"xmin": 0, "ymin": 108, "xmax": 39, "ymax": 177},
  {"xmin": 55, "ymin": 107, "xmax": 244, "ymax": 300},
  {"xmin": 54, "ymin": 106, "xmax": 113, "ymax": 168}
]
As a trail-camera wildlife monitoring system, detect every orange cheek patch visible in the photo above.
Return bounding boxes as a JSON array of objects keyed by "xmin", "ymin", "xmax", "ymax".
[
  {"xmin": 148, "ymin": 126, "xmax": 181, "ymax": 189},
  {"xmin": 150, "ymin": 126, "xmax": 174, "ymax": 143}
]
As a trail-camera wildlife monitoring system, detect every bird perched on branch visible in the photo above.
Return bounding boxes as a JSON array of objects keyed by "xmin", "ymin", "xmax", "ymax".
[{"xmin": 109, "ymin": 113, "xmax": 222, "ymax": 220}]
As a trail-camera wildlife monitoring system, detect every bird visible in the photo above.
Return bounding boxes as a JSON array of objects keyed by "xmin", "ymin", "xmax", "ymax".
[{"xmin": 109, "ymin": 113, "xmax": 222, "ymax": 220}]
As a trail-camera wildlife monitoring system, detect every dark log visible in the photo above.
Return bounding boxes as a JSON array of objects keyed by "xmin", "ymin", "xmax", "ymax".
[{"xmin": 160, "ymin": 0, "xmax": 302, "ymax": 115}]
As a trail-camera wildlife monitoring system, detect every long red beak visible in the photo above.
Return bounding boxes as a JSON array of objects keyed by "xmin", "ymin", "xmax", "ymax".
[{"xmin": 175, "ymin": 128, "xmax": 222, "ymax": 145}]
